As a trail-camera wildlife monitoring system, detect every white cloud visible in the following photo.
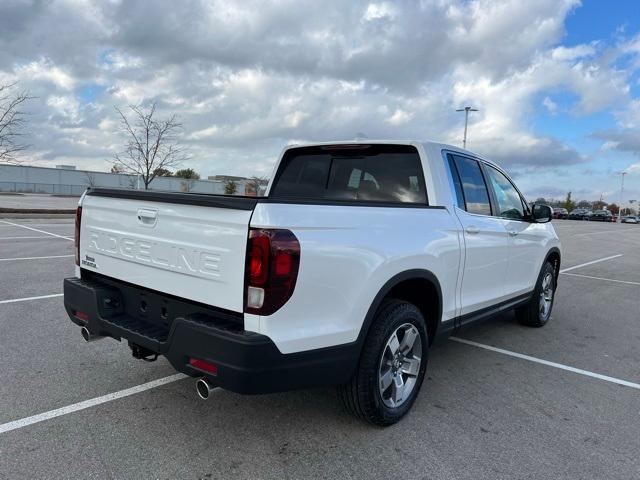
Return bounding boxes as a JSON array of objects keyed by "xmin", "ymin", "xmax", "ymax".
[
  {"xmin": 386, "ymin": 109, "xmax": 412, "ymax": 126},
  {"xmin": 551, "ymin": 44, "xmax": 596, "ymax": 61},
  {"xmin": 615, "ymin": 99, "xmax": 640, "ymax": 129},
  {"xmin": 284, "ymin": 111, "xmax": 309, "ymax": 128},
  {"xmin": 16, "ymin": 58, "xmax": 76, "ymax": 90},
  {"xmin": 46, "ymin": 95, "xmax": 81, "ymax": 121},
  {"xmin": 188, "ymin": 125, "xmax": 220, "ymax": 140},
  {"xmin": 628, "ymin": 163, "xmax": 640, "ymax": 174},
  {"xmin": 0, "ymin": 0, "xmax": 638, "ymax": 182},
  {"xmin": 542, "ymin": 96, "xmax": 558, "ymax": 114},
  {"xmin": 364, "ymin": 3, "xmax": 396, "ymax": 21}
]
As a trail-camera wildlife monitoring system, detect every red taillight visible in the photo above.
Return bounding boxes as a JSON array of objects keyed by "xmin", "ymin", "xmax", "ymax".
[
  {"xmin": 189, "ymin": 358, "xmax": 218, "ymax": 375},
  {"xmin": 74, "ymin": 206, "xmax": 82, "ymax": 266},
  {"xmin": 274, "ymin": 251, "xmax": 292, "ymax": 275},
  {"xmin": 244, "ymin": 229, "xmax": 300, "ymax": 316},
  {"xmin": 248, "ymin": 234, "xmax": 270, "ymax": 286}
]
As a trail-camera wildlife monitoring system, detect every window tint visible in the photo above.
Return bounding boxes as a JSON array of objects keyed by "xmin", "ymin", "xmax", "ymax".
[
  {"xmin": 270, "ymin": 145, "xmax": 427, "ymax": 204},
  {"xmin": 450, "ymin": 155, "xmax": 491, "ymax": 215},
  {"xmin": 447, "ymin": 155, "xmax": 465, "ymax": 208},
  {"xmin": 484, "ymin": 165, "xmax": 526, "ymax": 220},
  {"xmin": 268, "ymin": 154, "xmax": 330, "ymax": 199}
]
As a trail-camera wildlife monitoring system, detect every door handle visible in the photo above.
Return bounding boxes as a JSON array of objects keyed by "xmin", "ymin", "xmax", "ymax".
[
  {"xmin": 465, "ymin": 226, "xmax": 479, "ymax": 234},
  {"xmin": 508, "ymin": 230, "xmax": 518, "ymax": 237},
  {"xmin": 137, "ymin": 208, "xmax": 158, "ymax": 225}
]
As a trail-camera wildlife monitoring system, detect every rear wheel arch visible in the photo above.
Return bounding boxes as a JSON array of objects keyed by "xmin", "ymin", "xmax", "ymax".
[
  {"xmin": 544, "ymin": 247, "xmax": 561, "ymax": 281},
  {"xmin": 357, "ymin": 270, "xmax": 442, "ymax": 348}
]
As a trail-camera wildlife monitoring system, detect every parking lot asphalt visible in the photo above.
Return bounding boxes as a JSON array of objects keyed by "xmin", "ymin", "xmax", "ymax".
[{"xmin": 0, "ymin": 218, "xmax": 639, "ymax": 479}]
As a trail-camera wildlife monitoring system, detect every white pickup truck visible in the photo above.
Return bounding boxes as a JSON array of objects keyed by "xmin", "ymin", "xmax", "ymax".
[{"xmin": 64, "ymin": 140, "xmax": 561, "ymax": 425}]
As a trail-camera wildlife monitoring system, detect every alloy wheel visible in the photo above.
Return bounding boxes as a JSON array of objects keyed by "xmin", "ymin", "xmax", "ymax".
[
  {"xmin": 378, "ymin": 323, "xmax": 422, "ymax": 408},
  {"xmin": 539, "ymin": 272, "xmax": 554, "ymax": 320}
]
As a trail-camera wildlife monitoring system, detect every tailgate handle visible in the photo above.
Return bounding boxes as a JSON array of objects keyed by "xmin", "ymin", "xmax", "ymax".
[{"xmin": 137, "ymin": 208, "xmax": 158, "ymax": 225}]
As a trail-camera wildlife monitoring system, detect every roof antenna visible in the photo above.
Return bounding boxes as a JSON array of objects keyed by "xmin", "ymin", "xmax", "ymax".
[{"xmin": 354, "ymin": 132, "xmax": 368, "ymax": 141}]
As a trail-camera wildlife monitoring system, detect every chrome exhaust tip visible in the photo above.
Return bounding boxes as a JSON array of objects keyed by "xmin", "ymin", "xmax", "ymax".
[
  {"xmin": 81, "ymin": 326, "xmax": 104, "ymax": 342},
  {"xmin": 196, "ymin": 378, "xmax": 215, "ymax": 400}
]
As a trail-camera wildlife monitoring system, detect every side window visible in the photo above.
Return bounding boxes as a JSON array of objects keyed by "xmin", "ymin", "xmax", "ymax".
[
  {"xmin": 484, "ymin": 165, "xmax": 526, "ymax": 220},
  {"xmin": 450, "ymin": 155, "xmax": 492, "ymax": 216},
  {"xmin": 446, "ymin": 155, "xmax": 465, "ymax": 208}
]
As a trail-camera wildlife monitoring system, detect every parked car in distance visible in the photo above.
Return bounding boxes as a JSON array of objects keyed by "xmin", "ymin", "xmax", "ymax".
[
  {"xmin": 622, "ymin": 215, "xmax": 639, "ymax": 224},
  {"xmin": 64, "ymin": 140, "xmax": 561, "ymax": 426},
  {"xmin": 553, "ymin": 207, "xmax": 569, "ymax": 219},
  {"xmin": 568, "ymin": 208, "xmax": 591, "ymax": 220},
  {"xmin": 589, "ymin": 210, "xmax": 613, "ymax": 222}
]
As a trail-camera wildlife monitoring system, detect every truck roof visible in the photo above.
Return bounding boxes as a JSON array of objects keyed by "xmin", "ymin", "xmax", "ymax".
[{"xmin": 284, "ymin": 139, "xmax": 499, "ymax": 168}]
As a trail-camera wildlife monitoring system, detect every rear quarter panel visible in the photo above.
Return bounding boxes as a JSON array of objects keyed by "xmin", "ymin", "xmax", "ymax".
[{"xmin": 250, "ymin": 202, "xmax": 461, "ymax": 353}]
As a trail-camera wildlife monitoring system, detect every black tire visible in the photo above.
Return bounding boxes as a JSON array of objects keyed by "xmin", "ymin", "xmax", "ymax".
[
  {"xmin": 515, "ymin": 261, "xmax": 556, "ymax": 327},
  {"xmin": 338, "ymin": 299, "xmax": 428, "ymax": 426}
]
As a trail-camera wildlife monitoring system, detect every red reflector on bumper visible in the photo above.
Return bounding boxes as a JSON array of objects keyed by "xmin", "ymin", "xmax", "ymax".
[
  {"xmin": 74, "ymin": 310, "xmax": 89, "ymax": 322},
  {"xmin": 189, "ymin": 358, "xmax": 218, "ymax": 375}
]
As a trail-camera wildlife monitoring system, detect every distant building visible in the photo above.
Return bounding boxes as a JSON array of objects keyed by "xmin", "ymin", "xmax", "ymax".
[
  {"xmin": 1, "ymin": 164, "xmax": 231, "ymax": 195},
  {"xmin": 207, "ymin": 175, "xmax": 247, "ymax": 182}
]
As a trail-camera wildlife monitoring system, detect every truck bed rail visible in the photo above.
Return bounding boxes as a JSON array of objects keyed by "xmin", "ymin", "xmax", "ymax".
[{"xmin": 86, "ymin": 187, "xmax": 260, "ymax": 210}]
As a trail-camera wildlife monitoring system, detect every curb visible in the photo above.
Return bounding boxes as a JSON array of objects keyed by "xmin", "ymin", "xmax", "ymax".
[
  {"xmin": 0, "ymin": 212, "xmax": 75, "ymax": 219},
  {"xmin": 0, "ymin": 208, "xmax": 75, "ymax": 214}
]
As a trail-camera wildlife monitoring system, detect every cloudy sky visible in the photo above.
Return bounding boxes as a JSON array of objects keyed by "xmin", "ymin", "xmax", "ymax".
[{"xmin": 1, "ymin": 0, "xmax": 639, "ymax": 202}]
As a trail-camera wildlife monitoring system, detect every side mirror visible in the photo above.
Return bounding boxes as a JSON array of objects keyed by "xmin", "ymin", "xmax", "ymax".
[{"xmin": 531, "ymin": 204, "xmax": 552, "ymax": 223}]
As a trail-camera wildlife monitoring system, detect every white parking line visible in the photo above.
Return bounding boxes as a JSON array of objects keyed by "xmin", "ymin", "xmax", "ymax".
[
  {"xmin": 0, "ymin": 255, "xmax": 74, "ymax": 262},
  {"xmin": 0, "ymin": 236, "xmax": 64, "ymax": 240},
  {"xmin": 451, "ymin": 337, "xmax": 640, "ymax": 390},
  {"xmin": 0, "ymin": 293, "xmax": 63, "ymax": 305},
  {"xmin": 0, "ymin": 220, "xmax": 73, "ymax": 241},
  {"xmin": 574, "ymin": 229, "xmax": 638, "ymax": 237},
  {"xmin": 0, "ymin": 373, "xmax": 188, "ymax": 435},
  {"xmin": 0, "ymin": 223, "xmax": 73, "ymax": 228},
  {"xmin": 561, "ymin": 272, "xmax": 640, "ymax": 286},
  {"xmin": 559, "ymin": 254, "xmax": 623, "ymax": 273}
]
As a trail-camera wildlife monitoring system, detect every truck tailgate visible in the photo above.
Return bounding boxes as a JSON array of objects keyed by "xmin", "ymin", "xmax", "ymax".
[{"xmin": 79, "ymin": 190, "xmax": 255, "ymax": 313}]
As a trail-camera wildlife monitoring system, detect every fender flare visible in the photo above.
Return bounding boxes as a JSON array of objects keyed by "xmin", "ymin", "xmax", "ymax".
[
  {"xmin": 543, "ymin": 247, "xmax": 562, "ymax": 280},
  {"xmin": 355, "ymin": 269, "xmax": 443, "ymax": 347}
]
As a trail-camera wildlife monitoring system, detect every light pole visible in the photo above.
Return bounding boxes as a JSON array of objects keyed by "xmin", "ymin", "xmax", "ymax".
[
  {"xmin": 456, "ymin": 106, "xmax": 478, "ymax": 149},
  {"xmin": 618, "ymin": 171, "xmax": 627, "ymax": 223}
]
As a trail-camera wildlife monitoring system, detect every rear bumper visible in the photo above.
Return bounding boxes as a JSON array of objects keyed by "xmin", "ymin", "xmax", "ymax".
[{"xmin": 63, "ymin": 275, "xmax": 358, "ymax": 394}]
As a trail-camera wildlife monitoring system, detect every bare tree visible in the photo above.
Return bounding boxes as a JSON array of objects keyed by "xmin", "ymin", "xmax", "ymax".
[
  {"xmin": 0, "ymin": 83, "xmax": 33, "ymax": 164},
  {"xmin": 246, "ymin": 176, "xmax": 268, "ymax": 196},
  {"xmin": 110, "ymin": 102, "xmax": 186, "ymax": 190},
  {"xmin": 84, "ymin": 171, "xmax": 97, "ymax": 188}
]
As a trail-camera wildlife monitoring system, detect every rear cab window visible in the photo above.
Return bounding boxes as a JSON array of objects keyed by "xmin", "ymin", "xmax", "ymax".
[{"xmin": 269, "ymin": 144, "xmax": 428, "ymax": 205}]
